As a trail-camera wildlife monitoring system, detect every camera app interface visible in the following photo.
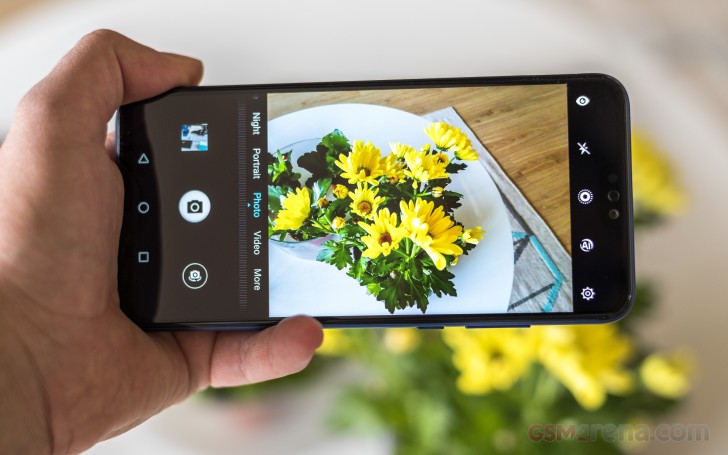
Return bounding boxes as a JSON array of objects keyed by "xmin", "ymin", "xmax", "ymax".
[{"xmin": 123, "ymin": 84, "xmax": 576, "ymax": 323}]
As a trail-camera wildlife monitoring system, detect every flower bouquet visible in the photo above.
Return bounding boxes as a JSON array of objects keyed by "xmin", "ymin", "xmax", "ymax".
[{"xmin": 268, "ymin": 122, "xmax": 485, "ymax": 313}]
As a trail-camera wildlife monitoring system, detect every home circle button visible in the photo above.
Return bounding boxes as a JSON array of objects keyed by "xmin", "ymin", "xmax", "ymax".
[{"xmin": 182, "ymin": 263, "xmax": 208, "ymax": 290}]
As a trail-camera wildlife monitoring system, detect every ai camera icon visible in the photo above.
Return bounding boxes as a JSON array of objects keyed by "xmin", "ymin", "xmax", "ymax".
[
  {"xmin": 576, "ymin": 95, "xmax": 590, "ymax": 106},
  {"xmin": 577, "ymin": 189, "xmax": 594, "ymax": 205},
  {"xmin": 580, "ymin": 238, "xmax": 594, "ymax": 252},
  {"xmin": 581, "ymin": 287, "xmax": 596, "ymax": 301},
  {"xmin": 183, "ymin": 263, "xmax": 208, "ymax": 290}
]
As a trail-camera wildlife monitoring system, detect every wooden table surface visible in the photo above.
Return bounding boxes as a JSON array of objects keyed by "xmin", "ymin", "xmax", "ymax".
[{"xmin": 269, "ymin": 85, "xmax": 571, "ymax": 252}]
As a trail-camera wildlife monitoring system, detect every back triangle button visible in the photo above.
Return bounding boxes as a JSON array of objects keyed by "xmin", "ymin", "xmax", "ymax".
[{"xmin": 138, "ymin": 153, "xmax": 150, "ymax": 165}]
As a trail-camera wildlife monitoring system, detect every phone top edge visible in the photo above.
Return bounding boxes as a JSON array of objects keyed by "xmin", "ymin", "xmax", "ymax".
[{"xmin": 117, "ymin": 73, "xmax": 627, "ymax": 108}]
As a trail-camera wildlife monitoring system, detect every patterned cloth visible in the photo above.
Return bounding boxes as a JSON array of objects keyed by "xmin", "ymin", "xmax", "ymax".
[{"xmin": 424, "ymin": 108, "xmax": 573, "ymax": 313}]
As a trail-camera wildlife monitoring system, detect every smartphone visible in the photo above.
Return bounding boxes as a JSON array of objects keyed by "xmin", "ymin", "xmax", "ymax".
[{"xmin": 116, "ymin": 74, "xmax": 634, "ymax": 330}]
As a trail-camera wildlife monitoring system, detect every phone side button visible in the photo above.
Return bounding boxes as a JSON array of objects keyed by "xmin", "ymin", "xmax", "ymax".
[
  {"xmin": 417, "ymin": 326, "xmax": 444, "ymax": 330},
  {"xmin": 465, "ymin": 324, "xmax": 531, "ymax": 329}
]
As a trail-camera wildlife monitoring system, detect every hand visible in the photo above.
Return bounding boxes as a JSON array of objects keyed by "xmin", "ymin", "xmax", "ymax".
[{"xmin": 0, "ymin": 30, "xmax": 323, "ymax": 454}]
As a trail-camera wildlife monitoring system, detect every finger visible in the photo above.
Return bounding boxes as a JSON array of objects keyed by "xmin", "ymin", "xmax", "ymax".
[
  {"xmin": 209, "ymin": 316, "xmax": 324, "ymax": 388},
  {"xmin": 105, "ymin": 131, "xmax": 117, "ymax": 161},
  {"xmin": 18, "ymin": 29, "xmax": 203, "ymax": 145}
]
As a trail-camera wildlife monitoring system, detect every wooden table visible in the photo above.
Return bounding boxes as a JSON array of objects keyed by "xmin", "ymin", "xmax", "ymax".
[{"xmin": 269, "ymin": 85, "xmax": 571, "ymax": 252}]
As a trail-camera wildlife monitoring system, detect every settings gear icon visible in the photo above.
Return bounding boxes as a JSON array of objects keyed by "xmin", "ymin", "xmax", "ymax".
[{"xmin": 581, "ymin": 287, "xmax": 596, "ymax": 301}]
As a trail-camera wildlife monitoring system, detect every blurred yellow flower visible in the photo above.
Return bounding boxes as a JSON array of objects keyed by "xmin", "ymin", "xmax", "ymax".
[
  {"xmin": 317, "ymin": 329, "xmax": 351, "ymax": 356},
  {"xmin": 380, "ymin": 153, "xmax": 406, "ymax": 184},
  {"xmin": 273, "ymin": 187, "xmax": 310, "ymax": 231},
  {"xmin": 335, "ymin": 140, "xmax": 384, "ymax": 185},
  {"xmin": 349, "ymin": 182, "xmax": 385, "ymax": 219},
  {"xmin": 640, "ymin": 350, "xmax": 693, "ymax": 399},
  {"xmin": 316, "ymin": 197, "xmax": 329, "ymax": 208},
  {"xmin": 403, "ymin": 149, "xmax": 449, "ymax": 185},
  {"xmin": 400, "ymin": 200, "xmax": 463, "ymax": 270},
  {"xmin": 424, "ymin": 121, "xmax": 478, "ymax": 161},
  {"xmin": 331, "ymin": 216, "xmax": 346, "ymax": 230},
  {"xmin": 359, "ymin": 208, "xmax": 406, "ymax": 259},
  {"xmin": 632, "ymin": 132, "xmax": 686, "ymax": 216},
  {"xmin": 332, "ymin": 184, "xmax": 349, "ymax": 199},
  {"xmin": 462, "ymin": 226, "xmax": 485, "ymax": 245},
  {"xmin": 431, "ymin": 186, "xmax": 444, "ymax": 198},
  {"xmin": 443, "ymin": 328, "xmax": 535, "ymax": 394},
  {"xmin": 535, "ymin": 325, "xmax": 634, "ymax": 411},
  {"xmin": 384, "ymin": 328, "xmax": 421, "ymax": 354}
]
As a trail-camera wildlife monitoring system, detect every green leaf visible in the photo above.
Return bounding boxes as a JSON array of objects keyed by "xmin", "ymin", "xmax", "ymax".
[
  {"xmin": 446, "ymin": 162, "xmax": 468, "ymax": 174},
  {"xmin": 427, "ymin": 267, "xmax": 457, "ymax": 298},
  {"xmin": 312, "ymin": 178, "xmax": 332, "ymax": 201},
  {"xmin": 297, "ymin": 149, "xmax": 330, "ymax": 184},
  {"xmin": 321, "ymin": 129, "xmax": 351, "ymax": 154},
  {"xmin": 317, "ymin": 240, "xmax": 353, "ymax": 270},
  {"xmin": 267, "ymin": 185, "xmax": 286, "ymax": 214}
]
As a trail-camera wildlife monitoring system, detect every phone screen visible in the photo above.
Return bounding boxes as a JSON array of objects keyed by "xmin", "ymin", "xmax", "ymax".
[{"xmin": 118, "ymin": 75, "xmax": 633, "ymax": 328}]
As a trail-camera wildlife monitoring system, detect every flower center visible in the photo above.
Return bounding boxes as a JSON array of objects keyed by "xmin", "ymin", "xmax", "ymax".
[
  {"xmin": 358, "ymin": 201, "xmax": 373, "ymax": 215},
  {"xmin": 358, "ymin": 166, "xmax": 371, "ymax": 177},
  {"xmin": 379, "ymin": 232, "xmax": 393, "ymax": 246}
]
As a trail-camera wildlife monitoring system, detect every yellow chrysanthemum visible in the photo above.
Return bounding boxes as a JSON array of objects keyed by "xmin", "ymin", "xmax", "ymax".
[
  {"xmin": 443, "ymin": 327, "xmax": 536, "ymax": 395},
  {"xmin": 431, "ymin": 186, "xmax": 444, "ymax": 198},
  {"xmin": 383, "ymin": 328, "xmax": 421, "ymax": 354},
  {"xmin": 359, "ymin": 208, "xmax": 406, "ymax": 259},
  {"xmin": 331, "ymin": 216, "xmax": 346, "ymax": 230},
  {"xmin": 632, "ymin": 131, "xmax": 686, "ymax": 216},
  {"xmin": 349, "ymin": 183, "xmax": 385, "ymax": 219},
  {"xmin": 335, "ymin": 140, "xmax": 383, "ymax": 185},
  {"xmin": 332, "ymin": 184, "xmax": 349, "ymax": 199},
  {"xmin": 640, "ymin": 350, "xmax": 693, "ymax": 399},
  {"xmin": 403, "ymin": 149, "xmax": 449, "ymax": 185},
  {"xmin": 399, "ymin": 199, "xmax": 463, "ymax": 270},
  {"xmin": 389, "ymin": 142, "xmax": 417, "ymax": 158},
  {"xmin": 534, "ymin": 325, "xmax": 635, "ymax": 411},
  {"xmin": 316, "ymin": 197, "xmax": 329, "ymax": 208},
  {"xmin": 380, "ymin": 153, "xmax": 406, "ymax": 184},
  {"xmin": 273, "ymin": 187, "xmax": 311, "ymax": 231},
  {"xmin": 462, "ymin": 226, "xmax": 485, "ymax": 244},
  {"xmin": 424, "ymin": 121, "xmax": 479, "ymax": 161}
]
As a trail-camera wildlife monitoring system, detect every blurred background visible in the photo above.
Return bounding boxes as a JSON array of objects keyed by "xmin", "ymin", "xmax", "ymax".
[{"xmin": 0, "ymin": 0, "xmax": 726, "ymax": 453}]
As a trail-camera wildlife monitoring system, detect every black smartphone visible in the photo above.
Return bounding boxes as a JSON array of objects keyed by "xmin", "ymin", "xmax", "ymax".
[{"xmin": 116, "ymin": 74, "xmax": 634, "ymax": 330}]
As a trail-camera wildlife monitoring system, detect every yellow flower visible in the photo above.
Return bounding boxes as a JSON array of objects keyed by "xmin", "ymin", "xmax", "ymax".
[
  {"xmin": 317, "ymin": 329, "xmax": 351, "ymax": 356},
  {"xmin": 316, "ymin": 197, "xmax": 329, "ymax": 208},
  {"xmin": 331, "ymin": 216, "xmax": 346, "ymax": 230},
  {"xmin": 399, "ymin": 199, "xmax": 463, "ymax": 270},
  {"xmin": 424, "ymin": 121, "xmax": 479, "ymax": 161},
  {"xmin": 632, "ymin": 131, "xmax": 686, "ymax": 216},
  {"xmin": 359, "ymin": 208, "xmax": 406, "ymax": 259},
  {"xmin": 431, "ymin": 186, "xmax": 444, "ymax": 198},
  {"xmin": 462, "ymin": 226, "xmax": 485, "ymax": 244},
  {"xmin": 273, "ymin": 187, "xmax": 310, "ymax": 231},
  {"xmin": 335, "ymin": 140, "xmax": 383, "ymax": 185},
  {"xmin": 640, "ymin": 350, "xmax": 693, "ymax": 399},
  {"xmin": 383, "ymin": 328, "xmax": 421, "ymax": 354},
  {"xmin": 390, "ymin": 142, "xmax": 416, "ymax": 158},
  {"xmin": 443, "ymin": 327, "xmax": 536, "ymax": 395},
  {"xmin": 349, "ymin": 183, "xmax": 385, "ymax": 219},
  {"xmin": 332, "ymin": 184, "xmax": 349, "ymax": 199},
  {"xmin": 403, "ymin": 149, "xmax": 449, "ymax": 184},
  {"xmin": 380, "ymin": 153, "xmax": 406, "ymax": 184},
  {"xmin": 534, "ymin": 325, "xmax": 635, "ymax": 411}
]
